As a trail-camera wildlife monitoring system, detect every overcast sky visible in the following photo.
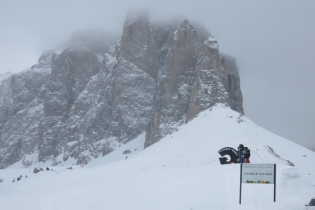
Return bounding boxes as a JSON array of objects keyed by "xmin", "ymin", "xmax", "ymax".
[{"xmin": 1, "ymin": 0, "xmax": 314, "ymax": 151}]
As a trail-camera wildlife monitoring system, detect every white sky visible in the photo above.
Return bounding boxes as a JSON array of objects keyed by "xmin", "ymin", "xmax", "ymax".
[{"xmin": 0, "ymin": 0, "xmax": 314, "ymax": 151}]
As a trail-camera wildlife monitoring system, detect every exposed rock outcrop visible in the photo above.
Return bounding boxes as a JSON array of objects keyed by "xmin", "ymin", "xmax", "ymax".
[
  {"xmin": 121, "ymin": 11, "xmax": 158, "ymax": 80},
  {"xmin": 145, "ymin": 22, "xmax": 243, "ymax": 148},
  {"xmin": 0, "ymin": 12, "xmax": 243, "ymax": 168}
]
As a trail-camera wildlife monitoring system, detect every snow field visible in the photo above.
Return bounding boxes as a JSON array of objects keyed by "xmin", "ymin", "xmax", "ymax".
[{"xmin": 0, "ymin": 104, "xmax": 314, "ymax": 210}]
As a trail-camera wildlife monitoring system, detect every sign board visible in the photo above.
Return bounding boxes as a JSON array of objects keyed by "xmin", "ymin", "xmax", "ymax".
[
  {"xmin": 239, "ymin": 164, "xmax": 276, "ymax": 204},
  {"xmin": 242, "ymin": 164, "xmax": 275, "ymax": 184}
]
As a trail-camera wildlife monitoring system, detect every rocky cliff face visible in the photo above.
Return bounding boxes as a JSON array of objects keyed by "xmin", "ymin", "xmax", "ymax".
[
  {"xmin": 0, "ymin": 12, "xmax": 243, "ymax": 168},
  {"xmin": 144, "ymin": 22, "xmax": 243, "ymax": 148}
]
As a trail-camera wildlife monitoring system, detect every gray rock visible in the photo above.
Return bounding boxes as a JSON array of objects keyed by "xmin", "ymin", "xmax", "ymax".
[
  {"xmin": 0, "ymin": 57, "xmax": 51, "ymax": 168},
  {"xmin": 0, "ymin": 13, "xmax": 243, "ymax": 168},
  {"xmin": 121, "ymin": 11, "xmax": 158, "ymax": 80},
  {"xmin": 145, "ymin": 21, "xmax": 243, "ymax": 148},
  {"xmin": 33, "ymin": 168, "xmax": 40, "ymax": 174}
]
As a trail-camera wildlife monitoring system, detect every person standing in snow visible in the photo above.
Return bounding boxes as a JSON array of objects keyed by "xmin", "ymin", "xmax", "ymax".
[
  {"xmin": 238, "ymin": 144, "xmax": 244, "ymax": 163},
  {"xmin": 243, "ymin": 147, "xmax": 251, "ymax": 163}
]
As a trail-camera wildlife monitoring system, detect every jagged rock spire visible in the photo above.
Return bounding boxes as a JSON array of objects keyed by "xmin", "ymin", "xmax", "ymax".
[
  {"xmin": 179, "ymin": 19, "xmax": 194, "ymax": 30},
  {"xmin": 145, "ymin": 19, "xmax": 243, "ymax": 148},
  {"xmin": 121, "ymin": 10, "xmax": 158, "ymax": 80},
  {"xmin": 0, "ymin": 14, "xmax": 244, "ymax": 168},
  {"xmin": 124, "ymin": 10, "xmax": 149, "ymax": 27}
]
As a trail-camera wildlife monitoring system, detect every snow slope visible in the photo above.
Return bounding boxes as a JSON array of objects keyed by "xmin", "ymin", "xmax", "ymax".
[{"xmin": 0, "ymin": 104, "xmax": 314, "ymax": 210}]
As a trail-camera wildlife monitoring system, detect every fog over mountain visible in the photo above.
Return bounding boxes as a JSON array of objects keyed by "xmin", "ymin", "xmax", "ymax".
[
  {"xmin": 0, "ymin": 11, "xmax": 244, "ymax": 168},
  {"xmin": 1, "ymin": 0, "xmax": 314, "ymax": 152}
]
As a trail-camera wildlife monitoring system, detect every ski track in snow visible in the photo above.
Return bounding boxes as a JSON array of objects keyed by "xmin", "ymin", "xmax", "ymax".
[{"xmin": 0, "ymin": 104, "xmax": 314, "ymax": 210}]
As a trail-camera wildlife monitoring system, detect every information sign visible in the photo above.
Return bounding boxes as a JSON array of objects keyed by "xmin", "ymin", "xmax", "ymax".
[
  {"xmin": 242, "ymin": 164, "xmax": 274, "ymax": 184},
  {"xmin": 239, "ymin": 164, "xmax": 276, "ymax": 204}
]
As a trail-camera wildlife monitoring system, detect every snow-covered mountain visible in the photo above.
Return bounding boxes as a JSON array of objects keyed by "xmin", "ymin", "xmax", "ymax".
[
  {"xmin": 0, "ymin": 11, "xmax": 243, "ymax": 168},
  {"xmin": 0, "ymin": 104, "xmax": 314, "ymax": 210}
]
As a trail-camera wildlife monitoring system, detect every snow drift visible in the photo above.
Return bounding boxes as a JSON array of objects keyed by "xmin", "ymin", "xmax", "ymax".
[{"xmin": 0, "ymin": 104, "xmax": 314, "ymax": 210}]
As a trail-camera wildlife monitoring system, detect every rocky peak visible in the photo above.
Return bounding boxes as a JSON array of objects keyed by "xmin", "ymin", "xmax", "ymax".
[
  {"xmin": 179, "ymin": 19, "xmax": 194, "ymax": 30},
  {"xmin": 121, "ymin": 11, "xmax": 158, "ymax": 80},
  {"xmin": 0, "ymin": 13, "xmax": 244, "ymax": 168},
  {"xmin": 38, "ymin": 50, "xmax": 54, "ymax": 63},
  {"xmin": 145, "ymin": 19, "xmax": 243, "ymax": 148},
  {"xmin": 124, "ymin": 10, "xmax": 149, "ymax": 27},
  {"xmin": 173, "ymin": 19, "xmax": 198, "ymax": 45},
  {"xmin": 203, "ymin": 37, "xmax": 219, "ymax": 52}
]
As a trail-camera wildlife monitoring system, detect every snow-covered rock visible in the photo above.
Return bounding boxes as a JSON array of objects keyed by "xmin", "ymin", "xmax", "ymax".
[{"xmin": 0, "ymin": 13, "xmax": 243, "ymax": 168}]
